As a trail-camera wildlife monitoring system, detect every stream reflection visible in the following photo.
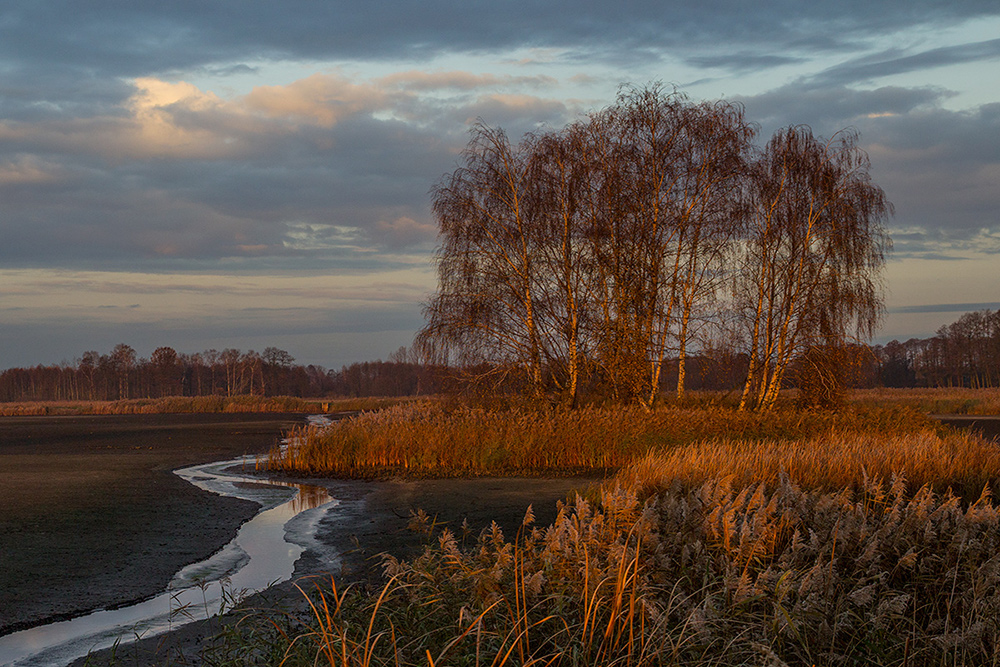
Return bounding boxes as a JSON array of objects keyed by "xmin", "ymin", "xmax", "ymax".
[{"xmin": 0, "ymin": 456, "xmax": 336, "ymax": 667}]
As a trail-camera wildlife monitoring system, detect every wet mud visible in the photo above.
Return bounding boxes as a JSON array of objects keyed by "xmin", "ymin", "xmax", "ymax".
[{"xmin": 0, "ymin": 413, "xmax": 306, "ymax": 637}]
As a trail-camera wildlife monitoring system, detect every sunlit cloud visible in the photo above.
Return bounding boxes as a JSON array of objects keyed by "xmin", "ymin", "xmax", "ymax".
[
  {"xmin": 0, "ymin": 155, "xmax": 59, "ymax": 184},
  {"xmin": 244, "ymin": 73, "xmax": 389, "ymax": 126},
  {"xmin": 377, "ymin": 70, "xmax": 558, "ymax": 91}
]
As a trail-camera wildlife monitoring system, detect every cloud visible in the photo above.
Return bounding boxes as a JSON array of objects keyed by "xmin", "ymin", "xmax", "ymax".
[
  {"xmin": 377, "ymin": 71, "xmax": 558, "ymax": 92},
  {"xmin": 738, "ymin": 83, "xmax": 949, "ymax": 136},
  {"xmin": 735, "ymin": 84, "xmax": 1000, "ymax": 259},
  {"xmin": 859, "ymin": 104, "xmax": 1000, "ymax": 249},
  {"xmin": 6, "ymin": 1, "xmax": 996, "ymax": 90},
  {"xmin": 814, "ymin": 38, "xmax": 1000, "ymax": 87},
  {"xmin": 687, "ymin": 52, "xmax": 806, "ymax": 73},
  {"xmin": 1, "ymin": 1, "xmax": 998, "ymax": 359},
  {"xmin": 0, "ymin": 155, "xmax": 59, "ymax": 184},
  {"xmin": 373, "ymin": 216, "xmax": 438, "ymax": 248},
  {"xmin": 244, "ymin": 73, "xmax": 389, "ymax": 126}
]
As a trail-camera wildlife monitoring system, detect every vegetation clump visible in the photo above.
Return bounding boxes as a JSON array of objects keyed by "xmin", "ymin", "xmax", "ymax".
[
  {"xmin": 211, "ymin": 468, "xmax": 1000, "ymax": 666},
  {"xmin": 265, "ymin": 400, "xmax": 966, "ymax": 484},
  {"xmin": 229, "ymin": 392, "xmax": 1000, "ymax": 665}
]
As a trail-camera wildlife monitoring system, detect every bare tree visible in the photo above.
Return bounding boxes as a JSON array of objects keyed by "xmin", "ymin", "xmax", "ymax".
[
  {"xmin": 735, "ymin": 127, "xmax": 892, "ymax": 411},
  {"xmin": 109, "ymin": 343, "xmax": 137, "ymax": 399},
  {"xmin": 418, "ymin": 123, "xmax": 546, "ymax": 398},
  {"xmin": 418, "ymin": 90, "xmax": 890, "ymax": 409}
]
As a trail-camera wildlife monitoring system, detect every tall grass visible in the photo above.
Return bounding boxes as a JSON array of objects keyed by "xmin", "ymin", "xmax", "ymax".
[
  {"xmin": 212, "ymin": 475, "xmax": 1000, "ymax": 666},
  {"xmin": 850, "ymin": 387, "xmax": 1000, "ymax": 415},
  {"xmin": 211, "ymin": 396, "xmax": 1000, "ymax": 666},
  {"xmin": 616, "ymin": 429, "xmax": 1000, "ymax": 502},
  {"xmin": 266, "ymin": 401, "xmax": 940, "ymax": 478}
]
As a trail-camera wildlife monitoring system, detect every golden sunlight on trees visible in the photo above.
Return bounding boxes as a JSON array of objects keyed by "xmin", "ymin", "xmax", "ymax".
[
  {"xmin": 417, "ymin": 85, "xmax": 892, "ymax": 410},
  {"xmin": 736, "ymin": 127, "xmax": 892, "ymax": 411}
]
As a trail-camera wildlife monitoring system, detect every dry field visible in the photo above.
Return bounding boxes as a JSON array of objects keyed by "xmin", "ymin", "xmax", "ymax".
[{"xmin": 0, "ymin": 394, "xmax": 411, "ymax": 416}]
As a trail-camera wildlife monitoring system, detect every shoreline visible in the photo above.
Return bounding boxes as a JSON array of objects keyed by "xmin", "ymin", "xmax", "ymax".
[
  {"xmin": 67, "ymin": 473, "xmax": 603, "ymax": 666},
  {"xmin": 9, "ymin": 412, "xmax": 998, "ymax": 664},
  {"xmin": 0, "ymin": 413, "xmax": 306, "ymax": 638}
]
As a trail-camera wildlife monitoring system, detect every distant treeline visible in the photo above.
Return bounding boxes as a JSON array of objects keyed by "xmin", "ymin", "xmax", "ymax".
[
  {"xmin": 668, "ymin": 309, "xmax": 1000, "ymax": 392},
  {"xmin": 1, "ymin": 309, "xmax": 996, "ymax": 403},
  {"xmin": 0, "ymin": 344, "xmax": 444, "ymax": 402},
  {"xmin": 874, "ymin": 309, "xmax": 1000, "ymax": 389}
]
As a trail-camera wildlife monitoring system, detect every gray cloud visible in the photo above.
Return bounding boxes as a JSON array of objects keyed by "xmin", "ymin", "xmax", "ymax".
[
  {"xmin": 890, "ymin": 302, "xmax": 1000, "ymax": 314},
  {"xmin": 4, "ymin": 1, "xmax": 998, "ymax": 88},
  {"xmin": 2, "ymin": 1, "xmax": 999, "ymax": 365},
  {"xmin": 814, "ymin": 38, "xmax": 1000, "ymax": 87},
  {"xmin": 736, "ymin": 83, "xmax": 999, "ymax": 257},
  {"xmin": 687, "ymin": 52, "xmax": 806, "ymax": 73},
  {"xmin": 738, "ymin": 84, "xmax": 949, "ymax": 137}
]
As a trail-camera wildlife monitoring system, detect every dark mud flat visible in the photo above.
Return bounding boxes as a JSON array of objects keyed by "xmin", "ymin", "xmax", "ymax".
[
  {"xmin": 70, "ymin": 475, "xmax": 600, "ymax": 667},
  {"xmin": 0, "ymin": 413, "xmax": 306, "ymax": 637}
]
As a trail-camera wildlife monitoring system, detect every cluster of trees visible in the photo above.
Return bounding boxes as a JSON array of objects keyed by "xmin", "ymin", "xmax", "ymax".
[
  {"xmin": 325, "ymin": 347, "xmax": 443, "ymax": 397},
  {"xmin": 875, "ymin": 310, "xmax": 1000, "ymax": 388},
  {"xmin": 0, "ymin": 344, "xmax": 329, "ymax": 402},
  {"xmin": 3, "ymin": 304, "xmax": 995, "ymax": 403},
  {"xmin": 0, "ymin": 344, "xmax": 446, "ymax": 402},
  {"xmin": 417, "ymin": 85, "xmax": 892, "ymax": 410}
]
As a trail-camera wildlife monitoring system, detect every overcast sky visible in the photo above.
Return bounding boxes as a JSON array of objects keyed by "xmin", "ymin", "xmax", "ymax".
[{"xmin": 1, "ymin": 1, "xmax": 998, "ymax": 369}]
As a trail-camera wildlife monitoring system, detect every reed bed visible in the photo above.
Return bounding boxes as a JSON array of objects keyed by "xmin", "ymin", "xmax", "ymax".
[
  {"xmin": 850, "ymin": 387, "xmax": 1000, "ymax": 415},
  {"xmin": 205, "ymin": 392, "xmax": 1000, "ymax": 664},
  {"xmin": 209, "ymin": 475, "xmax": 1000, "ymax": 666},
  {"xmin": 616, "ymin": 429, "xmax": 1000, "ymax": 502},
  {"xmin": 266, "ymin": 401, "xmax": 939, "ymax": 478}
]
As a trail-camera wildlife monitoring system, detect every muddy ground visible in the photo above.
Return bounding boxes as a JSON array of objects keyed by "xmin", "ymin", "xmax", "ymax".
[
  {"xmin": 0, "ymin": 412, "xmax": 599, "ymax": 666},
  {"xmin": 66, "ymin": 475, "xmax": 600, "ymax": 667},
  {"xmin": 0, "ymin": 413, "xmax": 306, "ymax": 636}
]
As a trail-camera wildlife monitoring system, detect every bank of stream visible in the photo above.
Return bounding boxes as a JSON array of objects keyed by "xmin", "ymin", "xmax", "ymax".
[{"xmin": 0, "ymin": 454, "xmax": 338, "ymax": 667}]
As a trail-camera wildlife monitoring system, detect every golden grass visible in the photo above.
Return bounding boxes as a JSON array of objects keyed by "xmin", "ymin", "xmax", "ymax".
[
  {"xmin": 0, "ymin": 395, "xmax": 413, "ymax": 416},
  {"xmin": 210, "ymin": 390, "xmax": 1000, "ymax": 665},
  {"xmin": 615, "ymin": 429, "xmax": 1000, "ymax": 502},
  {"xmin": 219, "ymin": 475, "xmax": 1000, "ymax": 666},
  {"xmin": 266, "ymin": 400, "xmax": 940, "ymax": 478},
  {"xmin": 850, "ymin": 387, "xmax": 1000, "ymax": 415}
]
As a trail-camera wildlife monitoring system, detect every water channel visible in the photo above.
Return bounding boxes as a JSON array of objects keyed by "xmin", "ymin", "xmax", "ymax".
[{"xmin": 0, "ymin": 454, "xmax": 337, "ymax": 667}]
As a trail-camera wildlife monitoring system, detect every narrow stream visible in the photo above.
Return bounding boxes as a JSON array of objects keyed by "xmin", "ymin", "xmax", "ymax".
[{"xmin": 0, "ymin": 454, "xmax": 336, "ymax": 667}]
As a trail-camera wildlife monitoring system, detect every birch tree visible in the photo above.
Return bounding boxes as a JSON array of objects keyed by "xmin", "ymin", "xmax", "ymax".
[
  {"xmin": 736, "ymin": 126, "xmax": 892, "ymax": 411},
  {"xmin": 418, "ymin": 124, "xmax": 546, "ymax": 397}
]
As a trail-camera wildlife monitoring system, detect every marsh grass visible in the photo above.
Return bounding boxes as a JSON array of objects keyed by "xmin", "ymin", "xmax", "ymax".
[
  {"xmin": 850, "ymin": 387, "xmax": 1000, "ymax": 415},
  {"xmin": 266, "ymin": 401, "xmax": 941, "ymax": 479},
  {"xmin": 210, "ymin": 475, "xmax": 1000, "ymax": 666},
  {"xmin": 616, "ymin": 429, "xmax": 1000, "ymax": 502},
  {"xmin": 0, "ymin": 395, "xmax": 410, "ymax": 416},
  {"xmin": 152, "ymin": 390, "xmax": 1000, "ymax": 665}
]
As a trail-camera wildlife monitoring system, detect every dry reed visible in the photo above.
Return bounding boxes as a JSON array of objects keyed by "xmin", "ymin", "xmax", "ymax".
[
  {"xmin": 218, "ymin": 474, "xmax": 1000, "ymax": 666},
  {"xmin": 266, "ymin": 401, "xmax": 939, "ymax": 478},
  {"xmin": 850, "ymin": 387, "xmax": 1000, "ymax": 415},
  {"xmin": 616, "ymin": 429, "xmax": 1000, "ymax": 502}
]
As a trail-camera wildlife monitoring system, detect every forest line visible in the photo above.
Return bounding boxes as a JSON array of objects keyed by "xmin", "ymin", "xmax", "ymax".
[{"xmin": 1, "ymin": 307, "xmax": 997, "ymax": 403}]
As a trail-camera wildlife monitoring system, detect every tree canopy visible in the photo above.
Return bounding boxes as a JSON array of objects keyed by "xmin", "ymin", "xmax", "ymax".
[{"xmin": 417, "ymin": 85, "xmax": 892, "ymax": 409}]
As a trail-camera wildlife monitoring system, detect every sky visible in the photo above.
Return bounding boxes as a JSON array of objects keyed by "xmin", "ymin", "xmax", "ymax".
[{"xmin": 1, "ymin": 1, "xmax": 998, "ymax": 369}]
